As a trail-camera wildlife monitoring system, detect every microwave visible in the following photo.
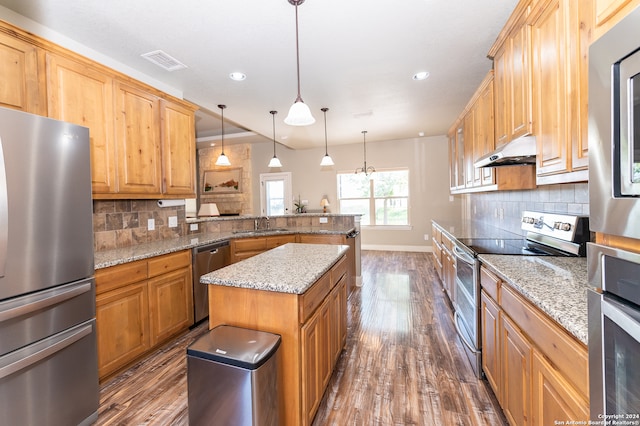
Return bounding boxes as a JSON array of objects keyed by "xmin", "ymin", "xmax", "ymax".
[{"xmin": 589, "ymin": 5, "xmax": 640, "ymax": 240}]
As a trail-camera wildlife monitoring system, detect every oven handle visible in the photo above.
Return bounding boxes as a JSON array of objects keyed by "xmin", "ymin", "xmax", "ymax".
[
  {"xmin": 453, "ymin": 245, "xmax": 475, "ymax": 265},
  {"xmin": 454, "ymin": 310, "xmax": 480, "ymax": 354},
  {"xmin": 602, "ymin": 298, "xmax": 640, "ymax": 344}
]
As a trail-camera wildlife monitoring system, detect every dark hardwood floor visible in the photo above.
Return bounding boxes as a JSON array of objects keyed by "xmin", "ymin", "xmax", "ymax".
[{"xmin": 96, "ymin": 251, "xmax": 506, "ymax": 426}]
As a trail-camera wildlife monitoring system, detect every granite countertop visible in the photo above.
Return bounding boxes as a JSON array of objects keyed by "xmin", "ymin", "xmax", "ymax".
[
  {"xmin": 94, "ymin": 226, "xmax": 354, "ymax": 270},
  {"xmin": 478, "ymin": 254, "xmax": 589, "ymax": 345},
  {"xmin": 200, "ymin": 243, "xmax": 349, "ymax": 294}
]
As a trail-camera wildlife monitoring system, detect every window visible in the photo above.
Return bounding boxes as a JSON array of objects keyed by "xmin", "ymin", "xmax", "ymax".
[{"xmin": 337, "ymin": 169, "xmax": 409, "ymax": 226}]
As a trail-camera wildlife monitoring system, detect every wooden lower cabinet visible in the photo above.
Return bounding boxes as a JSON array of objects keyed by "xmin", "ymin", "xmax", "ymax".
[
  {"xmin": 481, "ymin": 291, "xmax": 501, "ymax": 398},
  {"xmin": 480, "ymin": 266, "xmax": 588, "ymax": 426},
  {"xmin": 532, "ymin": 352, "xmax": 589, "ymax": 425},
  {"xmin": 148, "ymin": 267, "xmax": 193, "ymax": 345},
  {"xmin": 301, "ymin": 298, "xmax": 331, "ymax": 425},
  {"xmin": 95, "ymin": 250, "xmax": 193, "ymax": 380},
  {"xmin": 501, "ymin": 314, "xmax": 533, "ymax": 426},
  {"xmin": 231, "ymin": 235, "xmax": 297, "ymax": 263},
  {"xmin": 95, "ymin": 282, "xmax": 150, "ymax": 379}
]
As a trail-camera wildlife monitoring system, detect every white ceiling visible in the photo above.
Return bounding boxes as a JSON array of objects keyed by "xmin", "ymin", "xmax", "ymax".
[{"xmin": 0, "ymin": 0, "xmax": 518, "ymax": 150}]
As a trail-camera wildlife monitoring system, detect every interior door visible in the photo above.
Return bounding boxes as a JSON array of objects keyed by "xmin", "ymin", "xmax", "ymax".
[{"xmin": 260, "ymin": 172, "xmax": 292, "ymax": 216}]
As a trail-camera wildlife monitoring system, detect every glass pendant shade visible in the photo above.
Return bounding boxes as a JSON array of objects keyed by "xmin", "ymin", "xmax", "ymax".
[
  {"xmin": 284, "ymin": 99, "xmax": 315, "ymax": 126},
  {"xmin": 268, "ymin": 156, "xmax": 283, "ymax": 168},
  {"xmin": 215, "ymin": 153, "xmax": 231, "ymax": 166},
  {"xmin": 320, "ymin": 154, "xmax": 334, "ymax": 166}
]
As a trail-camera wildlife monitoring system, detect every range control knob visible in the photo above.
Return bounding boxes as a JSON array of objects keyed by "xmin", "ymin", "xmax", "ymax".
[{"xmin": 561, "ymin": 223, "xmax": 572, "ymax": 231}]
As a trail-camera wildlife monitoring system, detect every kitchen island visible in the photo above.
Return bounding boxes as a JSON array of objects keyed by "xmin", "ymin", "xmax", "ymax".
[{"xmin": 201, "ymin": 243, "xmax": 350, "ymax": 426}]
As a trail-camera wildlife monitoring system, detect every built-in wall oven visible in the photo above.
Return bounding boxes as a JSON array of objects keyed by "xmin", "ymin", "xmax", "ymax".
[
  {"xmin": 452, "ymin": 211, "xmax": 590, "ymax": 378},
  {"xmin": 588, "ymin": 244, "xmax": 640, "ymax": 420},
  {"xmin": 589, "ymin": 5, "xmax": 640, "ymax": 240}
]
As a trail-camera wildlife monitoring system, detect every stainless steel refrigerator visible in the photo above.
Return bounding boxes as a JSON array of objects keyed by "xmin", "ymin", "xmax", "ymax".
[{"xmin": 0, "ymin": 107, "xmax": 98, "ymax": 425}]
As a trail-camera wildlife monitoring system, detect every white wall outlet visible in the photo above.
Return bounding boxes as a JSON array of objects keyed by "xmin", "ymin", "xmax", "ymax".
[
  {"xmin": 424, "ymin": 233, "xmax": 429, "ymax": 241},
  {"xmin": 449, "ymin": 195, "xmax": 454, "ymax": 202},
  {"xmin": 190, "ymin": 223, "xmax": 199, "ymax": 231},
  {"xmin": 147, "ymin": 218, "xmax": 155, "ymax": 231},
  {"xmin": 319, "ymin": 217, "xmax": 328, "ymax": 224},
  {"xmin": 168, "ymin": 216, "xmax": 178, "ymax": 228},
  {"xmin": 302, "ymin": 199, "xmax": 308, "ymax": 205}
]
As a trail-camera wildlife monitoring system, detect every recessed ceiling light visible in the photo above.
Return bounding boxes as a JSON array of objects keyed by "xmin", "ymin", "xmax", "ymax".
[
  {"xmin": 412, "ymin": 71, "xmax": 430, "ymax": 81},
  {"xmin": 229, "ymin": 72, "xmax": 246, "ymax": 81}
]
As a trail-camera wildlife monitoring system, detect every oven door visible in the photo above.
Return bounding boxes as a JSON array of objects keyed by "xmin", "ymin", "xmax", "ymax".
[
  {"xmin": 602, "ymin": 295, "xmax": 640, "ymax": 415},
  {"xmin": 452, "ymin": 244, "xmax": 481, "ymax": 377}
]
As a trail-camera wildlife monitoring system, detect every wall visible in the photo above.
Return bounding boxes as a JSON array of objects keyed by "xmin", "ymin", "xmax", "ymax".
[
  {"xmin": 465, "ymin": 182, "xmax": 589, "ymax": 236},
  {"xmin": 251, "ymin": 135, "xmax": 463, "ymax": 252}
]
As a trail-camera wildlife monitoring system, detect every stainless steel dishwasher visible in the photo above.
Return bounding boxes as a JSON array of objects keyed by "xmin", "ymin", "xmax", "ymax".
[{"xmin": 192, "ymin": 241, "xmax": 231, "ymax": 324}]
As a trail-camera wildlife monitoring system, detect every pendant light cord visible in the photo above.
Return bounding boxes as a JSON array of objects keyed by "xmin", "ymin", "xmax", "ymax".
[
  {"xmin": 322, "ymin": 107, "xmax": 329, "ymax": 155},
  {"xmin": 218, "ymin": 104, "xmax": 226, "ymax": 154},
  {"xmin": 294, "ymin": 2, "xmax": 302, "ymax": 102},
  {"xmin": 271, "ymin": 110, "xmax": 278, "ymax": 156}
]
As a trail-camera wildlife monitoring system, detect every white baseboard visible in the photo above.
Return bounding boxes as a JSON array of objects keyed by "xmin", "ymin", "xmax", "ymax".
[{"xmin": 361, "ymin": 244, "xmax": 433, "ymax": 253}]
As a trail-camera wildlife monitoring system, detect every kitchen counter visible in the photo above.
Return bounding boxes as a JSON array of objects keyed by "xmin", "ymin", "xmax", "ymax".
[
  {"xmin": 200, "ymin": 243, "xmax": 349, "ymax": 294},
  {"xmin": 478, "ymin": 254, "xmax": 589, "ymax": 344},
  {"xmin": 94, "ymin": 226, "xmax": 354, "ymax": 269}
]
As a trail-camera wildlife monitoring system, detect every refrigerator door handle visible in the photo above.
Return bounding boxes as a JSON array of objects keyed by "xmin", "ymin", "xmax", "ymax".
[
  {"xmin": 0, "ymin": 138, "xmax": 7, "ymax": 278},
  {"xmin": 0, "ymin": 322, "xmax": 93, "ymax": 380},
  {"xmin": 0, "ymin": 281, "xmax": 92, "ymax": 322}
]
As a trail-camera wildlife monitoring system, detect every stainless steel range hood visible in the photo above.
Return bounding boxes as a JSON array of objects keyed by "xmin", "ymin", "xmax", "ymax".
[{"xmin": 474, "ymin": 135, "xmax": 537, "ymax": 168}]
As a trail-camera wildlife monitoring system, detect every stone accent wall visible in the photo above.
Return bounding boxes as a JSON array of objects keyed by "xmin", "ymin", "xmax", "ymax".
[{"xmin": 197, "ymin": 144, "xmax": 253, "ymax": 215}]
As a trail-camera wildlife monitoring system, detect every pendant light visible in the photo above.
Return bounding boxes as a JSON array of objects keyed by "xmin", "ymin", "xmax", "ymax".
[
  {"xmin": 284, "ymin": 0, "xmax": 315, "ymax": 126},
  {"xmin": 268, "ymin": 110, "xmax": 283, "ymax": 168},
  {"xmin": 320, "ymin": 107, "xmax": 334, "ymax": 166},
  {"xmin": 215, "ymin": 104, "xmax": 231, "ymax": 166},
  {"xmin": 355, "ymin": 130, "xmax": 375, "ymax": 178}
]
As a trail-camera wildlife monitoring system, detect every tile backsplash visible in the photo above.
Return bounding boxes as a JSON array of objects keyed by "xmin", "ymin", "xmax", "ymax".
[
  {"xmin": 93, "ymin": 200, "xmax": 188, "ymax": 252},
  {"xmin": 466, "ymin": 183, "xmax": 589, "ymax": 236}
]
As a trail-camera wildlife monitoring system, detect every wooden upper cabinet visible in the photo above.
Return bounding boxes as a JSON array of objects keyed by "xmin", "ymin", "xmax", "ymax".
[
  {"xmin": 46, "ymin": 53, "xmax": 116, "ymax": 194},
  {"xmin": 0, "ymin": 31, "xmax": 45, "ymax": 115},
  {"xmin": 594, "ymin": 0, "xmax": 640, "ymax": 39},
  {"xmin": 493, "ymin": 47, "xmax": 509, "ymax": 147},
  {"xmin": 491, "ymin": 5, "xmax": 533, "ymax": 146},
  {"xmin": 160, "ymin": 100, "xmax": 196, "ymax": 196},
  {"xmin": 531, "ymin": 0, "xmax": 568, "ymax": 176},
  {"xmin": 114, "ymin": 81, "xmax": 162, "ymax": 195},
  {"xmin": 478, "ymin": 76, "xmax": 496, "ymax": 186},
  {"xmin": 530, "ymin": 0, "xmax": 591, "ymax": 183},
  {"xmin": 509, "ymin": 20, "xmax": 533, "ymax": 140}
]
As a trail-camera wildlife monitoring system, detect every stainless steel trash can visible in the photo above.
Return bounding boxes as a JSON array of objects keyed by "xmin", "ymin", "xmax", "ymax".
[{"xmin": 187, "ymin": 325, "xmax": 281, "ymax": 426}]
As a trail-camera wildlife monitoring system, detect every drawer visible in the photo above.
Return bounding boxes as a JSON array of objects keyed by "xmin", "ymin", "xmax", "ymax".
[
  {"xmin": 432, "ymin": 224, "xmax": 442, "ymax": 244},
  {"xmin": 331, "ymin": 255, "xmax": 348, "ymax": 286},
  {"xmin": 299, "ymin": 271, "xmax": 331, "ymax": 324},
  {"xmin": 233, "ymin": 237, "xmax": 267, "ymax": 253},
  {"xmin": 442, "ymin": 233, "xmax": 454, "ymax": 252},
  {"xmin": 480, "ymin": 267, "xmax": 500, "ymax": 302},
  {"xmin": 96, "ymin": 260, "xmax": 147, "ymax": 294},
  {"xmin": 266, "ymin": 235, "xmax": 296, "ymax": 249},
  {"xmin": 501, "ymin": 284, "xmax": 588, "ymax": 398},
  {"xmin": 148, "ymin": 250, "xmax": 191, "ymax": 277}
]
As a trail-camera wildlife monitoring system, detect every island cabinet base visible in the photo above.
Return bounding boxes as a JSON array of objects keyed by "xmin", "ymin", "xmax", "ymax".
[{"xmin": 207, "ymin": 254, "xmax": 348, "ymax": 426}]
